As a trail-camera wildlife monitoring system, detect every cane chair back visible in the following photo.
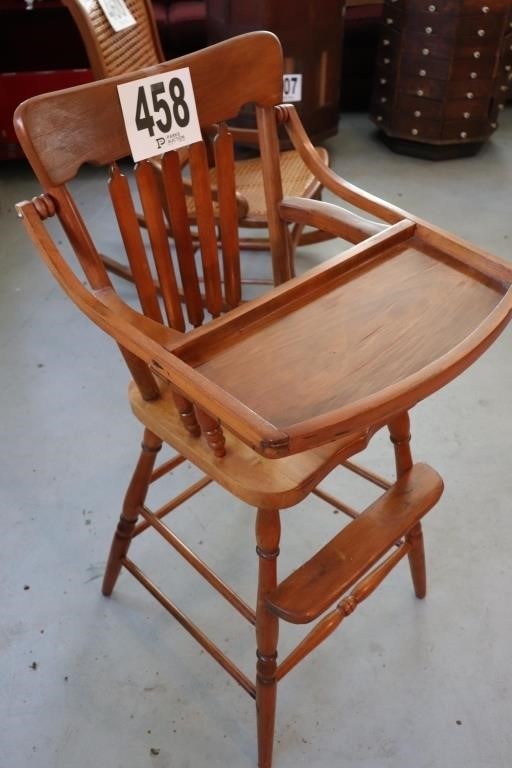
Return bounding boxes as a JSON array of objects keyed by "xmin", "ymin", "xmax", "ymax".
[
  {"xmin": 62, "ymin": 0, "xmax": 332, "ymax": 285},
  {"xmin": 15, "ymin": 31, "xmax": 512, "ymax": 768},
  {"xmin": 62, "ymin": 0, "xmax": 163, "ymax": 78}
]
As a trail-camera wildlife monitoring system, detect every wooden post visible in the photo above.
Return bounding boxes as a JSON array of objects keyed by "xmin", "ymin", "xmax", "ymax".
[
  {"xmin": 255, "ymin": 508, "xmax": 281, "ymax": 768},
  {"xmin": 173, "ymin": 392, "xmax": 201, "ymax": 437},
  {"xmin": 388, "ymin": 412, "xmax": 427, "ymax": 598},
  {"xmin": 102, "ymin": 429, "xmax": 162, "ymax": 595}
]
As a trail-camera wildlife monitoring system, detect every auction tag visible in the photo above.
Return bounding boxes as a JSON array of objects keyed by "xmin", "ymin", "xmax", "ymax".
[
  {"xmin": 97, "ymin": 0, "xmax": 136, "ymax": 32},
  {"xmin": 117, "ymin": 68, "xmax": 202, "ymax": 162},
  {"xmin": 283, "ymin": 74, "xmax": 303, "ymax": 103}
]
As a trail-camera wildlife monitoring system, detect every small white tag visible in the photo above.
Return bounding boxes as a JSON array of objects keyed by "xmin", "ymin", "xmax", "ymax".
[
  {"xmin": 283, "ymin": 74, "xmax": 303, "ymax": 103},
  {"xmin": 97, "ymin": 0, "xmax": 136, "ymax": 32},
  {"xmin": 117, "ymin": 68, "xmax": 202, "ymax": 162}
]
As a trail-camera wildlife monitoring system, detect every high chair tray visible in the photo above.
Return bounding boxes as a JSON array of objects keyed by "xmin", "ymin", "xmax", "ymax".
[{"xmin": 171, "ymin": 220, "xmax": 512, "ymax": 457}]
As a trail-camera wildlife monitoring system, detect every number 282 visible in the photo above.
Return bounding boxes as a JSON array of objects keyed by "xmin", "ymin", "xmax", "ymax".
[{"xmin": 135, "ymin": 78, "xmax": 190, "ymax": 136}]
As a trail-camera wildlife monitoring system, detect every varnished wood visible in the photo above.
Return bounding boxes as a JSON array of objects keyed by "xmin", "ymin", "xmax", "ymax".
[
  {"xmin": 129, "ymin": 381, "xmax": 371, "ymax": 509},
  {"xmin": 175, "ymin": 232, "xmax": 511, "ymax": 454},
  {"xmin": 51, "ymin": 187, "xmax": 112, "ymax": 290},
  {"xmin": 389, "ymin": 411, "xmax": 427, "ymax": 598},
  {"xmin": 266, "ymin": 463, "xmax": 443, "ymax": 624},
  {"xmin": 109, "ymin": 163, "xmax": 163, "ymax": 322},
  {"xmin": 311, "ymin": 487, "xmax": 358, "ymax": 519},
  {"xmin": 172, "ymin": 391, "xmax": 201, "ymax": 438},
  {"xmin": 342, "ymin": 460, "xmax": 392, "ymax": 491},
  {"xmin": 13, "ymin": 34, "xmax": 283, "ymax": 189},
  {"xmin": 102, "ymin": 429, "xmax": 162, "ymax": 595},
  {"xmin": 256, "ymin": 104, "xmax": 293, "ymax": 284},
  {"xmin": 255, "ymin": 509, "xmax": 281, "ymax": 768},
  {"xmin": 133, "ymin": 476, "xmax": 211, "ymax": 535},
  {"xmin": 195, "ymin": 407, "xmax": 227, "ymax": 458},
  {"xmin": 14, "ymin": 31, "xmax": 512, "ymax": 768},
  {"xmin": 161, "ymin": 151, "xmax": 205, "ymax": 327},
  {"xmin": 188, "ymin": 142, "xmax": 224, "ymax": 317},
  {"xmin": 16, "ymin": 191, "xmax": 512, "ymax": 464},
  {"xmin": 213, "ymin": 124, "xmax": 242, "ymax": 309},
  {"xmin": 118, "ymin": 346, "xmax": 161, "ymax": 402},
  {"xmin": 279, "ymin": 197, "xmax": 387, "ymax": 243}
]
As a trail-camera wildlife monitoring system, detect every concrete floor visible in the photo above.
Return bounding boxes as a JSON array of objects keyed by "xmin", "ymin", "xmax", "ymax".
[{"xmin": 1, "ymin": 109, "xmax": 512, "ymax": 768}]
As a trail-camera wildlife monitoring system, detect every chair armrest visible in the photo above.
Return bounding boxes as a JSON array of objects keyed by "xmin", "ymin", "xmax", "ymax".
[
  {"xmin": 16, "ymin": 198, "xmax": 185, "ymax": 357},
  {"xmin": 282, "ymin": 104, "xmax": 512, "ymax": 280},
  {"xmin": 279, "ymin": 196, "xmax": 387, "ymax": 244},
  {"xmin": 16, "ymin": 198, "xmax": 286, "ymax": 451},
  {"xmin": 283, "ymin": 104, "xmax": 407, "ymax": 225}
]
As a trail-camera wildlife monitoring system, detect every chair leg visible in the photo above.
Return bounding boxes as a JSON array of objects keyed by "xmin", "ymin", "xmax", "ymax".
[
  {"xmin": 255, "ymin": 508, "xmax": 281, "ymax": 768},
  {"xmin": 388, "ymin": 412, "xmax": 427, "ymax": 599},
  {"xmin": 288, "ymin": 222, "xmax": 304, "ymax": 277},
  {"xmin": 102, "ymin": 429, "xmax": 162, "ymax": 596}
]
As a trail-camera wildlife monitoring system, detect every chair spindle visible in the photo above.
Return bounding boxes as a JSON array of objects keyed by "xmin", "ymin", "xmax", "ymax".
[
  {"xmin": 109, "ymin": 163, "xmax": 163, "ymax": 323},
  {"xmin": 161, "ymin": 151, "xmax": 204, "ymax": 327},
  {"xmin": 213, "ymin": 123, "xmax": 242, "ymax": 309},
  {"xmin": 188, "ymin": 141, "xmax": 224, "ymax": 318},
  {"xmin": 135, "ymin": 160, "xmax": 186, "ymax": 331},
  {"xmin": 173, "ymin": 392, "xmax": 201, "ymax": 438},
  {"xmin": 195, "ymin": 407, "xmax": 226, "ymax": 457}
]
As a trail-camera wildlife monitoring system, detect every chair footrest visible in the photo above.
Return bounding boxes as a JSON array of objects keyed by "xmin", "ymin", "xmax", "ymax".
[{"xmin": 266, "ymin": 463, "xmax": 443, "ymax": 624}]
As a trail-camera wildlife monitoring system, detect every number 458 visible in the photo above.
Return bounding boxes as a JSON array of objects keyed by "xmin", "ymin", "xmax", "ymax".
[{"xmin": 135, "ymin": 77, "xmax": 190, "ymax": 136}]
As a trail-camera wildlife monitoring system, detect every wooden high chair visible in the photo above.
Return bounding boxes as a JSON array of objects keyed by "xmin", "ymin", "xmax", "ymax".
[
  {"xmin": 61, "ymin": 0, "xmax": 333, "ymax": 285},
  {"xmin": 14, "ymin": 32, "xmax": 512, "ymax": 768}
]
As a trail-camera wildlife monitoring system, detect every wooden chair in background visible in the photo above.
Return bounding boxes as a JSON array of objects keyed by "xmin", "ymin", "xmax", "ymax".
[
  {"xmin": 15, "ymin": 32, "xmax": 512, "ymax": 768},
  {"xmin": 61, "ymin": 0, "xmax": 333, "ymax": 286}
]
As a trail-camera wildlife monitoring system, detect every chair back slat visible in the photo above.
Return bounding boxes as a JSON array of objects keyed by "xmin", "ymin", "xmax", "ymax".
[
  {"xmin": 188, "ymin": 142, "xmax": 224, "ymax": 318},
  {"xmin": 109, "ymin": 163, "xmax": 163, "ymax": 323},
  {"xmin": 214, "ymin": 124, "xmax": 242, "ymax": 309},
  {"xmin": 135, "ymin": 161, "xmax": 186, "ymax": 331},
  {"xmin": 161, "ymin": 151, "xmax": 205, "ymax": 327}
]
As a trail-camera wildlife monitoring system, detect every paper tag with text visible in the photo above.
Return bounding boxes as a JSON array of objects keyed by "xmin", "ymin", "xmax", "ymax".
[
  {"xmin": 283, "ymin": 74, "xmax": 303, "ymax": 103},
  {"xmin": 97, "ymin": 0, "xmax": 136, "ymax": 32},
  {"xmin": 117, "ymin": 68, "xmax": 202, "ymax": 162}
]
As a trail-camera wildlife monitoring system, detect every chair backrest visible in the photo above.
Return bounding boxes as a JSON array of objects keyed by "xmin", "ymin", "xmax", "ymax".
[
  {"xmin": 62, "ymin": 0, "xmax": 164, "ymax": 78},
  {"xmin": 14, "ymin": 32, "xmax": 289, "ymax": 406}
]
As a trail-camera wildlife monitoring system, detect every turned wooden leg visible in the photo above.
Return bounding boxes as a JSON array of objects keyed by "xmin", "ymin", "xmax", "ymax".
[
  {"xmin": 255, "ymin": 508, "xmax": 281, "ymax": 768},
  {"xmin": 388, "ymin": 412, "xmax": 427, "ymax": 599},
  {"xmin": 102, "ymin": 429, "xmax": 162, "ymax": 596}
]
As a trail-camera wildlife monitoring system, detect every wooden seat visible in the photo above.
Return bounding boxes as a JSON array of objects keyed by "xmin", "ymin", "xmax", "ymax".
[
  {"xmin": 62, "ymin": 0, "xmax": 333, "ymax": 285},
  {"xmin": 14, "ymin": 31, "xmax": 512, "ymax": 768},
  {"xmin": 129, "ymin": 381, "xmax": 373, "ymax": 508}
]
